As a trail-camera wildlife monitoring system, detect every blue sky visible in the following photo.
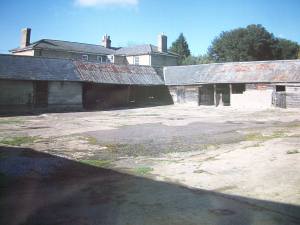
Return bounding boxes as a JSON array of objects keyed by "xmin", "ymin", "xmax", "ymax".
[{"xmin": 0, "ymin": 0, "xmax": 299, "ymax": 55}]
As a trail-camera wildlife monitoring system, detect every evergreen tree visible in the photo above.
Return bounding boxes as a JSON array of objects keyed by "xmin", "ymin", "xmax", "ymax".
[{"xmin": 169, "ymin": 33, "xmax": 191, "ymax": 65}]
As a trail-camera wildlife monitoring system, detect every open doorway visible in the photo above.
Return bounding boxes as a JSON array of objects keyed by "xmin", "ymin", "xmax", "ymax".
[{"xmin": 33, "ymin": 81, "xmax": 48, "ymax": 107}]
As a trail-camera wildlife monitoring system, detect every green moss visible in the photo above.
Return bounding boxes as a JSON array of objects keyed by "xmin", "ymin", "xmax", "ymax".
[
  {"xmin": 0, "ymin": 136, "xmax": 39, "ymax": 146},
  {"xmin": 80, "ymin": 159, "xmax": 111, "ymax": 168},
  {"xmin": 133, "ymin": 167, "xmax": 153, "ymax": 176}
]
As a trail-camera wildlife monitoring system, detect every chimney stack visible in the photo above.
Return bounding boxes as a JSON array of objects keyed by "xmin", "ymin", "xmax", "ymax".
[
  {"xmin": 20, "ymin": 28, "xmax": 31, "ymax": 48},
  {"xmin": 158, "ymin": 33, "xmax": 167, "ymax": 52},
  {"xmin": 102, "ymin": 34, "xmax": 111, "ymax": 48}
]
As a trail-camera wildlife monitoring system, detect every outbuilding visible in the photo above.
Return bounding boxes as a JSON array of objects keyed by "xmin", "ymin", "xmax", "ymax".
[
  {"xmin": 164, "ymin": 60, "xmax": 300, "ymax": 108},
  {"xmin": 0, "ymin": 54, "xmax": 172, "ymax": 113}
]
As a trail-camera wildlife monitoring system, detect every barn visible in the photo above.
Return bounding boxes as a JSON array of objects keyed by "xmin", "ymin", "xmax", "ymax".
[
  {"xmin": 0, "ymin": 54, "xmax": 172, "ymax": 113},
  {"xmin": 164, "ymin": 60, "xmax": 300, "ymax": 109}
]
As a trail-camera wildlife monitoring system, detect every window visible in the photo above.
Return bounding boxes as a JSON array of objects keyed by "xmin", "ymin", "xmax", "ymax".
[
  {"xmin": 107, "ymin": 55, "xmax": 114, "ymax": 63},
  {"xmin": 232, "ymin": 84, "xmax": 246, "ymax": 94},
  {"xmin": 82, "ymin": 55, "xmax": 88, "ymax": 61},
  {"xmin": 134, "ymin": 56, "xmax": 139, "ymax": 65},
  {"xmin": 97, "ymin": 55, "xmax": 106, "ymax": 63},
  {"xmin": 276, "ymin": 85, "xmax": 286, "ymax": 92}
]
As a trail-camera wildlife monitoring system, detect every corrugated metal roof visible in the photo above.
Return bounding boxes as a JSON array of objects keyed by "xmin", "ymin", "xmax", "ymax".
[
  {"xmin": 164, "ymin": 60, "xmax": 300, "ymax": 85},
  {"xmin": 10, "ymin": 39, "xmax": 115, "ymax": 55},
  {"xmin": 0, "ymin": 54, "xmax": 164, "ymax": 85},
  {"xmin": 75, "ymin": 61, "xmax": 164, "ymax": 85}
]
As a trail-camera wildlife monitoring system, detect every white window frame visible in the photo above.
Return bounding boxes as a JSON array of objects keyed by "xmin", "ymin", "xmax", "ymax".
[
  {"xmin": 82, "ymin": 55, "xmax": 88, "ymax": 61},
  {"xmin": 134, "ymin": 56, "xmax": 139, "ymax": 65},
  {"xmin": 97, "ymin": 55, "xmax": 103, "ymax": 63}
]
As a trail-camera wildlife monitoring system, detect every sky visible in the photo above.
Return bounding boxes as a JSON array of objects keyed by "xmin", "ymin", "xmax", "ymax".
[{"xmin": 0, "ymin": 0, "xmax": 299, "ymax": 55}]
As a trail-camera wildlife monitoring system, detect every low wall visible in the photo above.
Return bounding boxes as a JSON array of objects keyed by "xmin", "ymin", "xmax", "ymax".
[{"xmin": 231, "ymin": 89, "xmax": 273, "ymax": 109}]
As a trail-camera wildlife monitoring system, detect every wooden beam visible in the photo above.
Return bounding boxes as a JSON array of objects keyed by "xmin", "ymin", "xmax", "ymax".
[{"xmin": 214, "ymin": 84, "xmax": 217, "ymax": 106}]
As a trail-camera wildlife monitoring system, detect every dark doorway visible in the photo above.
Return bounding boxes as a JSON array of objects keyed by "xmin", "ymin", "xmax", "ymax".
[
  {"xmin": 198, "ymin": 85, "xmax": 214, "ymax": 105},
  {"xmin": 83, "ymin": 83, "xmax": 130, "ymax": 109},
  {"xmin": 215, "ymin": 84, "xmax": 230, "ymax": 106},
  {"xmin": 33, "ymin": 81, "xmax": 48, "ymax": 107}
]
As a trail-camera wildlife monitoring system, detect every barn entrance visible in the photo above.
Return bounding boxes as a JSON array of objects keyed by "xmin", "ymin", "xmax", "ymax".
[
  {"xmin": 215, "ymin": 84, "xmax": 230, "ymax": 106},
  {"xmin": 33, "ymin": 81, "xmax": 48, "ymax": 107},
  {"xmin": 198, "ymin": 85, "xmax": 214, "ymax": 105},
  {"xmin": 198, "ymin": 84, "xmax": 230, "ymax": 106},
  {"xmin": 82, "ymin": 83, "xmax": 130, "ymax": 109}
]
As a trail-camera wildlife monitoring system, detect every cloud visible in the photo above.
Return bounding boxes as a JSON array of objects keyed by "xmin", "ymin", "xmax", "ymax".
[{"xmin": 75, "ymin": 0, "xmax": 139, "ymax": 7}]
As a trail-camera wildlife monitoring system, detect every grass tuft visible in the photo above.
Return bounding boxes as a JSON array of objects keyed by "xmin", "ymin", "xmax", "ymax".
[
  {"xmin": 286, "ymin": 149, "xmax": 299, "ymax": 155},
  {"xmin": 0, "ymin": 136, "xmax": 39, "ymax": 146},
  {"xmin": 133, "ymin": 167, "xmax": 153, "ymax": 176},
  {"xmin": 79, "ymin": 159, "xmax": 111, "ymax": 168},
  {"xmin": 85, "ymin": 136, "xmax": 98, "ymax": 145},
  {"xmin": 244, "ymin": 131, "xmax": 286, "ymax": 142}
]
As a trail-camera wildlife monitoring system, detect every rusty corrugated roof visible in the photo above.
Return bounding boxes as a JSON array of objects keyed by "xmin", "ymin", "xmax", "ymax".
[
  {"xmin": 0, "ymin": 54, "xmax": 164, "ymax": 85},
  {"xmin": 164, "ymin": 60, "xmax": 300, "ymax": 85},
  {"xmin": 74, "ymin": 61, "xmax": 164, "ymax": 85}
]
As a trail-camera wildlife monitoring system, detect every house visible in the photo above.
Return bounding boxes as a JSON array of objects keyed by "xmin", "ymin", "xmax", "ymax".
[
  {"xmin": 10, "ymin": 28, "xmax": 178, "ymax": 67},
  {"xmin": 164, "ymin": 60, "xmax": 300, "ymax": 109},
  {"xmin": 0, "ymin": 54, "xmax": 172, "ymax": 113}
]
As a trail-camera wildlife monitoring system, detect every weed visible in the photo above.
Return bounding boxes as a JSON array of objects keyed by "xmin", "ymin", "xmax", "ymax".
[
  {"xmin": 0, "ymin": 136, "xmax": 39, "ymax": 146},
  {"xmin": 80, "ymin": 159, "xmax": 111, "ymax": 168},
  {"xmin": 133, "ymin": 167, "xmax": 153, "ymax": 175}
]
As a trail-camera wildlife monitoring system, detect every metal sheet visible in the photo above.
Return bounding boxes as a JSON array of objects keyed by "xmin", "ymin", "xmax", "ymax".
[{"xmin": 164, "ymin": 60, "xmax": 300, "ymax": 85}]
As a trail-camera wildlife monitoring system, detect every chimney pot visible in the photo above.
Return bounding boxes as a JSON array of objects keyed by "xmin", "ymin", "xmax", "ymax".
[
  {"xmin": 158, "ymin": 33, "xmax": 167, "ymax": 53},
  {"xmin": 20, "ymin": 28, "xmax": 31, "ymax": 48}
]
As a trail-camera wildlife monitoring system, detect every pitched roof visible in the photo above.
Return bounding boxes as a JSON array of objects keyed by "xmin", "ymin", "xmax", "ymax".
[
  {"xmin": 75, "ymin": 61, "xmax": 163, "ymax": 85},
  {"xmin": 0, "ymin": 54, "xmax": 80, "ymax": 81},
  {"xmin": 115, "ymin": 44, "xmax": 178, "ymax": 57},
  {"xmin": 0, "ymin": 54, "xmax": 164, "ymax": 85},
  {"xmin": 10, "ymin": 39, "xmax": 115, "ymax": 55},
  {"xmin": 164, "ymin": 60, "xmax": 300, "ymax": 85}
]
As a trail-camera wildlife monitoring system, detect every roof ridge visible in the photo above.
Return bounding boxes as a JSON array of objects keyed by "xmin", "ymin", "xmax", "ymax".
[
  {"xmin": 40, "ymin": 39, "xmax": 109, "ymax": 48},
  {"xmin": 165, "ymin": 59, "xmax": 300, "ymax": 68}
]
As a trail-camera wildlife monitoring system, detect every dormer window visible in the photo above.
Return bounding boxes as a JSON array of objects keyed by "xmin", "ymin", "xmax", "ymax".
[
  {"xmin": 82, "ymin": 55, "xmax": 88, "ymax": 61},
  {"xmin": 134, "ymin": 56, "xmax": 139, "ymax": 65}
]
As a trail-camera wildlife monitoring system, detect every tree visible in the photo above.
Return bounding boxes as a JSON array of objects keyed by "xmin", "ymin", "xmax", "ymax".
[
  {"xmin": 182, "ymin": 54, "xmax": 214, "ymax": 65},
  {"xmin": 274, "ymin": 38, "xmax": 299, "ymax": 60},
  {"xmin": 208, "ymin": 24, "xmax": 300, "ymax": 62},
  {"xmin": 169, "ymin": 33, "xmax": 191, "ymax": 65}
]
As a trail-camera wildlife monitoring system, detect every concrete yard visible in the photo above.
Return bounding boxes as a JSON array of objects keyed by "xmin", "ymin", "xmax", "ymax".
[{"xmin": 0, "ymin": 105, "xmax": 300, "ymax": 225}]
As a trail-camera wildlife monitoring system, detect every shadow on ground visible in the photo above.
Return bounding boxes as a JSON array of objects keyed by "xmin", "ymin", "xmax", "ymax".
[{"xmin": 0, "ymin": 146, "xmax": 299, "ymax": 225}]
